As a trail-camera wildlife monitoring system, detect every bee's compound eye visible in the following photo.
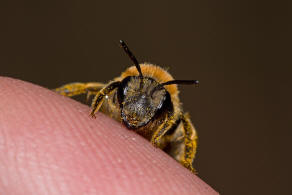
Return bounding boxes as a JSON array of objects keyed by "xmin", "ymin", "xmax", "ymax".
[{"xmin": 117, "ymin": 76, "xmax": 133, "ymax": 105}]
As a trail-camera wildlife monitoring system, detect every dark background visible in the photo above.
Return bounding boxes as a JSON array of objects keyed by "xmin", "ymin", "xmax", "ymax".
[{"xmin": 1, "ymin": 1, "xmax": 291, "ymax": 194}]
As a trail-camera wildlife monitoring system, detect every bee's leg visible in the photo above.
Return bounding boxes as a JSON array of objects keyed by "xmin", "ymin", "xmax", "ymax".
[
  {"xmin": 90, "ymin": 81, "xmax": 121, "ymax": 118},
  {"xmin": 150, "ymin": 112, "xmax": 179, "ymax": 148},
  {"xmin": 54, "ymin": 82, "xmax": 105, "ymax": 97},
  {"xmin": 151, "ymin": 112, "xmax": 197, "ymax": 173},
  {"xmin": 180, "ymin": 113, "xmax": 198, "ymax": 173}
]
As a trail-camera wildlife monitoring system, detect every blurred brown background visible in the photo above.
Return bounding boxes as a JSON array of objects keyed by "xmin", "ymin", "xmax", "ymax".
[{"xmin": 1, "ymin": 1, "xmax": 291, "ymax": 194}]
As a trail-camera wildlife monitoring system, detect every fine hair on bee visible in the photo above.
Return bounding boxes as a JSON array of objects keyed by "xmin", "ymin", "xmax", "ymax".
[{"xmin": 54, "ymin": 40, "xmax": 199, "ymax": 173}]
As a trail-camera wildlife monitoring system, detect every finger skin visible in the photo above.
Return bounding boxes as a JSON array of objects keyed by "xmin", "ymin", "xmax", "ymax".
[{"xmin": 0, "ymin": 77, "xmax": 219, "ymax": 195}]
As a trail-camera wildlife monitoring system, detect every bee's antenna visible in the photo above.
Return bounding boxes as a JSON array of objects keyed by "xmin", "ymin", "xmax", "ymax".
[
  {"xmin": 120, "ymin": 40, "xmax": 143, "ymax": 77},
  {"xmin": 161, "ymin": 80, "xmax": 199, "ymax": 86},
  {"xmin": 151, "ymin": 80, "xmax": 199, "ymax": 97}
]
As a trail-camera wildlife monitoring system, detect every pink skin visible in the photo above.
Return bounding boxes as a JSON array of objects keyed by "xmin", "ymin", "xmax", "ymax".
[{"xmin": 0, "ymin": 77, "xmax": 218, "ymax": 195}]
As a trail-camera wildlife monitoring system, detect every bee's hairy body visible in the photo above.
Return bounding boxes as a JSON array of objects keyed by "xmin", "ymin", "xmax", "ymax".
[
  {"xmin": 102, "ymin": 64, "xmax": 182, "ymax": 138},
  {"xmin": 55, "ymin": 42, "xmax": 198, "ymax": 173}
]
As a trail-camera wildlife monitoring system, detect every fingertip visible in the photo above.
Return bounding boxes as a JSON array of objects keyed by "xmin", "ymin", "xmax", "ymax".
[{"xmin": 0, "ymin": 77, "xmax": 218, "ymax": 195}]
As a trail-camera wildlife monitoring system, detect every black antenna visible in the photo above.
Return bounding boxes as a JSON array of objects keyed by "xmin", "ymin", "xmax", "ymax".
[
  {"xmin": 119, "ymin": 40, "xmax": 143, "ymax": 77},
  {"xmin": 151, "ymin": 79, "xmax": 199, "ymax": 96},
  {"xmin": 161, "ymin": 80, "xmax": 199, "ymax": 86}
]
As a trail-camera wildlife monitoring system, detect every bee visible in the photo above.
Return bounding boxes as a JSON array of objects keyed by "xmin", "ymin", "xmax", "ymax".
[{"xmin": 54, "ymin": 40, "xmax": 199, "ymax": 172}]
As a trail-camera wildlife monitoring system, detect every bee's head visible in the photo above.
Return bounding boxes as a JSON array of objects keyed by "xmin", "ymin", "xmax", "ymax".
[
  {"xmin": 117, "ymin": 76, "xmax": 171, "ymax": 129},
  {"xmin": 118, "ymin": 40, "xmax": 199, "ymax": 129}
]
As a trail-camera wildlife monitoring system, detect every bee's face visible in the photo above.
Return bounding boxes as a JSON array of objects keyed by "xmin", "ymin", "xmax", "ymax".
[{"xmin": 118, "ymin": 76, "xmax": 171, "ymax": 129}]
